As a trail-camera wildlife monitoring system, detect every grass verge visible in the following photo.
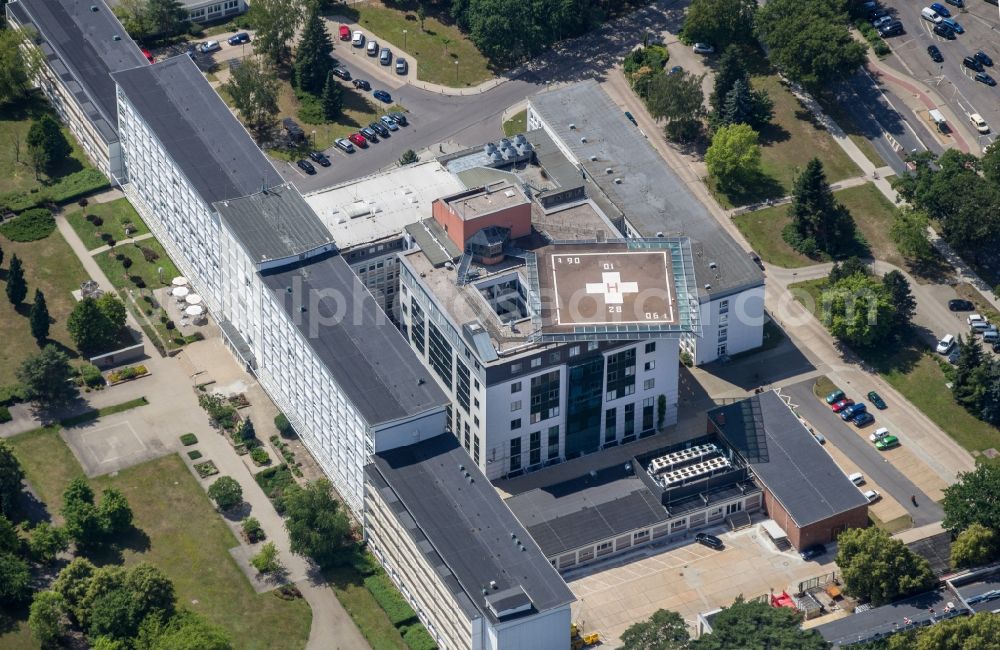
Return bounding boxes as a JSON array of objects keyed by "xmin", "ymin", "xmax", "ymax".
[
  {"xmin": 813, "ymin": 375, "xmax": 840, "ymax": 401},
  {"xmin": 502, "ymin": 109, "xmax": 527, "ymax": 136},
  {"xmin": 326, "ymin": 563, "xmax": 409, "ymax": 650},
  {"xmin": 835, "ymin": 183, "xmax": 902, "ymax": 267},
  {"xmin": 60, "ymin": 397, "xmax": 149, "ymax": 427},
  {"xmin": 732, "ymin": 204, "xmax": 813, "ymax": 268},
  {"xmin": 64, "ymin": 199, "xmax": 150, "ymax": 251}
]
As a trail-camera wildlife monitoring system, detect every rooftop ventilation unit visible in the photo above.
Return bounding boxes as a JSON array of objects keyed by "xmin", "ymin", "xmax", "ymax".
[
  {"xmin": 589, "ymin": 155, "xmax": 598, "ymax": 162},
  {"xmin": 569, "ymin": 123, "xmax": 576, "ymax": 130},
  {"xmin": 580, "ymin": 137, "xmax": 587, "ymax": 143},
  {"xmin": 605, "ymin": 167, "xmax": 613, "ymax": 174},
  {"xmin": 113, "ymin": 34, "xmax": 121, "ymax": 41},
  {"xmin": 709, "ymin": 261, "xmax": 718, "ymax": 269},
  {"xmin": 614, "ymin": 178, "xmax": 622, "ymax": 184},
  {"xmin": 704, "ymin": 283, "xmax": 712, "ymax": 290},
  {"xmin": 90, "ymin": 5, "xmax": 99, "ymax": 11}
]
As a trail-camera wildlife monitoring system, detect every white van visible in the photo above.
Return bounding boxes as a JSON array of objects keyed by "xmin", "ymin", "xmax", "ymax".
[
  {"xmin": 352, "ymin": 30, "xmax": 365, "ymax": 47},
  {"xmin": 921, "ymin": 7, "xmax": 942, "ymax": 23},
  {"xmin": 869, "ymin": 427, "xmax": 890, "ymax": 442},
  {"xmin": 936, "ymin": 334, "xmax": 955, "ymax": 354},
  {"xmin": 848, "ymin": 472, "xmax": 865, "ymax": 486}
]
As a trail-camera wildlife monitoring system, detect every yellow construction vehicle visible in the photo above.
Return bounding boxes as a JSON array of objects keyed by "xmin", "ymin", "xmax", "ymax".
[{"xmin": 570, "ymin": 623, "xmax": 600, "ymax": 648}]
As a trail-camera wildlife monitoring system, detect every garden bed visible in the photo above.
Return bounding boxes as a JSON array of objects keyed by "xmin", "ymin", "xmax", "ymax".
[
  {"xmin": 106, "ymin": 364, "xmax": 150, "ymax": 384},
  {"xmin": 254, "ymin": 464, "xmax": 296, "ymax": 514},
  {"xmin": 194, "ymin": 460, "xmax": 219, "ymax": 478}
]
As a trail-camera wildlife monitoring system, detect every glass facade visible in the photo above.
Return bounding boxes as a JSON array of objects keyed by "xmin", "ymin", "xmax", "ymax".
[
  {"xmin": 456, "ymin": 360, "xmax": 471, "ymax": 413},
  {"xmin": 427, "ymin": 323, "xmax": 453, "ymax": 389},
  {"xmin": 530, "ymin": 370, "xmax": 560, "ymax": 424},
  {"xmin": 566, "ymin": 356, "xmax": 604, "ymax": 458}
]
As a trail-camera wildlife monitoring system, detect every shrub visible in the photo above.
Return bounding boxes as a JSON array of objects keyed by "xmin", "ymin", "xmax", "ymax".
[
  {"xmin": 364, "ymin": 573, "xmax": 418, "ymax": 626},
  {"xmin": 0, "ymin": 407, "xmax": 10, "ymax": 423},
  {"xmin": 80, "ymin": 364, "xmax": 104, "ymax": 387},
  {"xmin": 87, "ymin": 214, "xmax": 97, "ymax": 223},
  {"xmin": 186, "ymin": 450, "xmax": 202, "ymax": 460},
  {"xmin": 114, "ymin": 252, "xmax": 125, "ymax": 261},
  {"xmin": 0, "ymin": 383, "xmax": 29, "ymax": 406},
  {"xmin": 160, "ymin": 314, "xmax": 168, "ymax": 324},
  {"xmin": 91, "ymin": 216, "xmax": 103, "ymax": 227},
  {"xmin": 180, "ymin": 433, "xmax": 198, "ymax": 446},
  {"xmin": 242, "ymin": 517, "xmax": 265, "ymax": 543},
  {"xmin": 296, "ymin": 88, "xmax": 326, "ymax": 125},
  {"xmin": 207, "ymin": 476, "xmax": 243, "ymax": 510},
  {"xmin": 250, "ymin": 447, "xmax": 270, "ymax": 466},
  {"xmin": 251, "ymin": 542, "xmax": 283, "ymax": 574},
  {"xmin": 275, "ymin": 413, "xmax": 295, "ymax": 438},
  {"xmin": 121, "ymin": 257, "xmax": 133, "ymax": 269},
  {"xmin": 0, "ymin": 208, "xmax": 55, "ymax": 241},
  {"xmin": 194, "ymin": 460, "xmax": 218, "ymax": 478},
  {"xmin": 403, "ymin": 625, "xmax": 438, "ymax": 650},
  {"xmin": 130, "ymin": 275, "xmax": 146, "ymax": 288},
  {"xmin": 183, "ymin": 332, "xmax": 204, "ymax": 344},
  {"xmin": 140, "ymin": 246, "xmax": 159, "ymax": 263}
]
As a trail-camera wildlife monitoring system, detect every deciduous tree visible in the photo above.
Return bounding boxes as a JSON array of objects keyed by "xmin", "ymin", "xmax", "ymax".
[
  {"xmin": 30, "ymin": 288, "xmax": 50, "ymax": 343},
  {"xmin": 888, "ymin": 611, "xmax": 1000, "ymax": 650},
  {"xmin": 0, "ymin": 551, "xmax": 30, "ymax": 604},
  {"xmin": 952, "ymin": 522, "xmax": 999, "ymax": 569},
  {"xmin": 705, "ymin": 123, "xmax": 761, "ymax": 193},
  {"xmin": 207, "ymin": 476, "xmax": 242, "ymax": 511},
  {"xmin": 836, "ymin": 526, "xmax": 936, "ymax": 605},
  {"xmin": 29, "ymin": 591, "xmax": 67, "ymax": 649},
  {"xmin": 248, "ymin": 0, "xmax": 303, "ymax": 65},
  {"xmin": 61, "ymin": 477, "xmax": 104, "ymax": 546},
  {"xmin": 690, "ymin": 596, "xmax": 827, "ymax": 649},
  {"xmin": 0, "ymin": 28, "xmax": 42, "ymax": 107},
  {"xmin": 98, "ymin": 488, "xmax": 133, "ymax": 535},
  {"xmin": 146, "ymin": 0, "xmax": 188, "ymax": 38},
  {"xmin": 890, "ymin": 207, "xmax": 935, "ymax": 264},
  {"xmin": 620, "ymin": 608, "xmax": 690, "ymax": 650},
  {"xmin": 6, "ymin": 253, "xmax": 26, "ymax": 305},
  {"xmin": 26, "ymin": 114, "xmax": 71, "ymax": 176},
  {"xmin": 646, "ymin": 71, "xmax": 706, "ymax": 143},
  {"xmin": 822, "ymin": 273, "xmax": 896, "ymax": 349},
  {"xmin": 283, "ymin": 479, "xmax": 352, "ymax": 567},
  {"xmin": 28, "ymin": 523, "xmax": 68, "ymax": 565},
  {"xmin": 983, "ymin": 141, "xmax": 1000, "ymax": 187},
  {"xmin": 224, "ymin": 57, "xmax": 280, "ymax": 144},
  {"xmin": 17, "ymin": 345, "xmax": 76, "ymax": 404},
  {"xmin": 138, "ymin": 610, "xmax": 233, "ymax": 650},
  {"xmin": 68, "ymin": 296, "xmax": 120, "ymax": 352},
  {"xmin": 681, "ymin": 0, "xmax": 755, "ymax": 50},
  {"xmin": 295, "ymin": 6, "xmax": 334, "ymax": 94},
  {"xmin": 942, "ymin": 462, "xmax": 1000, "ymax": 533},
  {"xmin": 0, "ymin": 440, "xmax": 24, "ymax": 518}
]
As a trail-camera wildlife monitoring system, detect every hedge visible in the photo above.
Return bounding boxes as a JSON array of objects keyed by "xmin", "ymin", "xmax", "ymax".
[
  {"xmin": 363, "ymin": 573, "xmax": 418, "ymax": 627},
  {"xmin": 180, "ymin": 433, "xmax": 198, "ymax": 446},
  {"xmin": 80, "ymin": 363, "xmax": 104, "ymax": 387},
  {"xmin": 402, "ymin": 625, "xmax": 438, "ymax": 650},
  {"xmin": 0, "ymin": 168, "xmax": 108, "ymax": 213},
  {"xmin": 0, "ymin": 406, "xmax": 11, "ymax": 424},
  {"xmin": 0, "ymin": 208, "xmax": 55, "ymax": 241},
  {"xmin": 0, "ymin": 383, "xmax": 29, "ymax": 406}
]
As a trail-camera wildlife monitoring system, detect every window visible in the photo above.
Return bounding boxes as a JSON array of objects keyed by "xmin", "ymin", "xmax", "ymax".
[
  {"xmin": 511, "ymin": 381, "xmax": 522, "ymax": 394},
  {"xmin": 511, "ymin": 400, "xmax": 521, "ymax": 411},
  {"xmin": 717, "ymin": 343, "xmax": 727, "ymax": 357},
  {"xmin": 529, "ymin": 431, "xmax": 541, "ymax": 466},
  {"xmin": 511, "ymin": 418, "xmax": 521, "ymax": 430},
  {"xmin": 719, "ymin": 327, "xmax": 728, "ymax": 342},
  {"xmin": 509, "ymin": 438, "xmax": 522, "ymax": 472},
  {"xmin": 473, "ymin": 379, "xmax": 480, "ymax": 390},
  {"xmin": 643, "ymin": 397, "xmax": 654, "ymax": 431},
  {"xmin": 606, "ymin": 389, "xmax": 617, "ymax": 402},
  {"xmin": 456, "ymin": 361, "xmax": 471, "ymax": 413},
  {"xmin": 569, "ymin": 345, "xmax": 580, "ymax": 357},
  {"xmin": 719, "ymin": 299, "xmax": 729, "ymax": 314},
  {"xmin": 547, "ymin": 426, "xmax": 559, "ymax": 459},
  {"xmin": 463, "ymin": 427, "xmax": 471, "ymax": 451},
  {"xmin": 511, "ymin": 363, "xmax": 522, "ymax": 374},
  {"xmin": 588, "ymin": 341, "xmax": 599, "ymax": 351},
  {"xmin": 624, "ymin": 404, "xmax": 635, "ymax": 438},
  {"xmin": 645, "ymin": 342, "xmax": 656, "ymax": 354},
  {"xmin": 473, "ymin": 435, "xmax": 480, "ymax": 462},
  {"xmin": 531, "ymin": 357, "xmax": 542, "ymax": 368},
  {"xmin": 474, "ymin": 397, "xmax": 480, "ymax": 408},
  {"xmin": 644, "ymin": 361, "xmax": 655, "ymax": 371},
  {"xmin": 549, "ymin": 352, "xmax": 560, "ymax": 363},
  {"xmin": 644, "ymin": 378, "xmax": 655, "ymax": 390},
  {"xmin": 530, "ymin": 370, "xmax": 560, "ymax": 424},
  {"xmin": 633, "ymin": 530, "xmax": 649, "ymax": 541},
  {"xmin": 427, "ymin": 324, "xmax": 453, "ymax": 389},
  {"xmin": 605, "ymin": 408, "xmax": 616, "ymax": 444},
  {"xmin": 671, "ymin": 519, "xmax": 687, "ymax": 531}
]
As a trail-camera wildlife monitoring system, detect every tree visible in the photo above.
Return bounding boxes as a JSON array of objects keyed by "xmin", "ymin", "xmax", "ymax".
[
  {"xmin": 717, "ymin": 77, "xmax": 773, "ymax": 129},
  {"xmin": 29, "ymin": 591, "xmax": 67, "ymax": 649},
  {"xmin": 17, "ymin": 345, "xmax": 76, "ymax": 404},
  {"xmin": 98, "ymin": 488, "xmax": 133, "ymax": 535},
  {"xmin": 984, "ymin": 141, "xmax": 1000, "ymax": 186},
  {"xmin": 224, "ymin": 57, "xmax": 281, "ymax": 144},
  {"xmin": 620, "ymin": 608, "xmax": 690, "ymax": 650},
  {"xmin": 250, "ymin": 541, "xmax": 283, "ymax": 574},
  {"xmin": 417, "ymin": 4, "xmax": 427, "ymax": 31},
  {"xmin": 28, "ymin": 523, "xmax": 68, "ymax": 565},
  {"xmin": 399, "ymin": 149, "xmax": 419, "ymax": 165},
  {"xmin": 238, "ymin": 417, "xmax": 256, "ymax": 443},
  {"xmin": 83, "ymin": 563, "xmax": 174, "ymax": 641},
  {"xmin": 0, "ymin": 516, "xmax": 18, "ymax": 554},
  {"xmin": 53, "ymin": 558, "xmax": 96, "ymax": 625},
  {"xmin": 890, "ymin": 612, "xmax": 1000, "ymax": 650},
  {"xmin": 682, "ymin": 0, "xmax": 755, "ymax": 50},
  {"xmin": 882, "ymin": 270, "xmax": 915, "ymax": 331},
  {"xmin": 283, "ymin": 479, "xmax": 352, "ymax": 567},
  {"xmin": 0, "ymin": 240, "xmax": 4, "ymax": 267},
  {"xmin": 295, "ymin": 6, "xmax": 334, "ymax": 94},
  {"xmin": 146, "ymin": 0, "xmax": 188, "ymax": 38},
  {"xmin": 61, "ymin": 477, "xmax": 104, "ymax": 546},
  {"xmin": 320, "ymin": 71, "xmax": 343, "ymax": 121},
  {"xmin": 836, "ymin": 527, "xmax": 936, "ymax": 606},
  {"xmin": 942, "ymin": 462, "xmax": 1000, "ymax": 533},
  {"xmin": 26, "ymin": 114, "xmax": 71, "ymax": 176},
  {"xmin": 0, "ymin": 551, "xmax": 30, "ymax": 604},
  {"xmin": 828, "ymin": 256, "xmax": 869, "ymax": 284},
  {"xmin": 710, "ymin": 44, "xmax": 750, "ymax": 114},
  {"xmin": 952, "ymin": 337, "xmax": 988, "ymax": 413},
  {"xmin": 139, "ymin": 610, "xmax": 233, "ymax": 650},
  {"xmin": 0, "ymin": 440, "xmax": 24, "ymax": 518},
  {"xmin": 783, "ymin": 158, "xmax": 857, "ymax": 257},
  {"xmin": 122, "ymin": 563, "xmax": 175, "ymax": 623},
  {"xmin": 822, "ymin": 273, "xmax": 896, "ymax": 348},
  {"xmin": 951, "ymin": 522, "xmax": 999, "ymax": 569},
  {"xmin": 68, "ymin": 296, "xmax": 119, "ymax": 352},
  {"xmin": 890, "ymin": 208, "xmax": 935, "ymax": 264},
  {"xmin": 113, "ymin": 0, "xmax": 154, "ymax": 41},
  {"xmin": 88, "ymin": 586, "xmax": 141, "ymax": 641},
  {"xmin": 691, "ymin": 596, "xmax": 827, "ymax": 649},
  {"xmin": 30, "ymin": 289, "xmax": 50, "ymax": 343},
  {"xmin": 248, "ymin": 0, "xmax": 303, "ymax": 65},
  {"xmin": 97, "ymin": 293, "xmax": 127, "ymax": 333},
  {"xmin": 646, "ymin": 71, "xmax": 706, "ymax": 143},
  {"xmin": 705, "ymin": 123, "xmax": 761, "ymax": 193},
  {"xmin": 207, "ymin": 476, "xmax": 242, "ymax": 511},
  {"xmin": 755, "ymin": 0, "xmax": 866, "ymax": 89},
  {"xmin": 0, "ymin": 28, "xmax": 42, "ymax": 107},
  {"xmin": 6, "ymin": 253, "xmax": 26, "ymax": 305}
]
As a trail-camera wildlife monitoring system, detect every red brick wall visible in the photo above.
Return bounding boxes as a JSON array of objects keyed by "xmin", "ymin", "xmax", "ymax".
[
  {"xmin": 432, "ymin": 196, "xmax": 532, "ymax": 252},
  {"xmin": 762, "ymin": 488, "xmax": 869, "ymax": 549}
]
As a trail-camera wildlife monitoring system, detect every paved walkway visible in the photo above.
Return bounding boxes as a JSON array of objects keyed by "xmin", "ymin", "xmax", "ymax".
[
  {"xmin": 726, "ymin": 174, "xmax": 874, "ymax": 217},
  {"xmin": 88, "ymin": 231, "xmax": 154, "ymax": 255}
]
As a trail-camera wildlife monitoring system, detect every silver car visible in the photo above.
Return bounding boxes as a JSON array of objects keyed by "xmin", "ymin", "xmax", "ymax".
[{"xmin": 334, "ymin": 138, "xmax": 355, "ymax": 153}]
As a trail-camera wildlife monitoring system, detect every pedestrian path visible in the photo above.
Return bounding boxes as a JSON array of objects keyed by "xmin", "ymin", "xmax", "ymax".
[{"xmin": 88, "ymin": 231, "xmax": 154, "ymax": 255}]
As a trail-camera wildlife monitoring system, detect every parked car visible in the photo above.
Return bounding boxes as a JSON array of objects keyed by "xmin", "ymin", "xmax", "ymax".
[
  {"xmin": 975, "ymin": 51, "xmax": 994, "ymax": 67},
  {"xmin": 800, "ymin": 544, "xmax": 827, "ymax": 561},
  {"xmin": 930, "ymin": 2, "xmax": 951, "ymax": 17},
  {"xmin": 379, "ymin": 47, "xmax": 392, "ymax": 65},
  {"xmin": 975, "ymin": 72, "xmax": 997, "ymax": 86},
  {"xmin": 348, "ymin": 132, "xmax": 368, "ymax": 148},
  {"xmin": 863, "ymin": 490, "xmax": 881, "ymax": 503},
  {"xmin": 922, "ymin": 7, "xmax": 943, "ymax": 23},
  {"xmin": 695, "ymin": 533, "xmax": 724, "ymax": 550},
  {"xmin": 970, "ymin": 114, "xmax": 990, "ymax": 134},
  {"xmin": 867, "ymin": 391, "xmax": 887, "ymax": 410},
  {"xmin": 331, "ymin": 67, "xmax": 351, "ymax": 81},
  {"xmin": 869, "ymin": 427, "xmax": 891, "ymax": 442},
  {"xmin": 879, "ymin": 21, "xmax": 904, "ymax": 37},
  {"xmin": 334, "ymin": 138, "xmax": 355, "ymax": 153},
  {"xmin": 945, "ymin": 0, "xmax": 964, "ymax": 6},
  {"xmin": 624, "ymin": 111, "xmax": 638, "ymax": 126},
  {"xmin": 360, "ymin": 127, "xmax": 379, "ymax": 143},
  {"xmin": 750, "ymin": 252, "xmax": 764, "ymax": 270},
  {"xmin": 985, "ymin": 327, "xmax": 1000, "ymax": 343},
  {"xmin": 373, "ymin": 89, "xmax": 392, "ymax": 103},
  {"xmin": 308, "ymin": 151, "xmax": 331, "ymax": 167},
  {"xmin": 339, "ymin": 25, "xmax": 351, "ymax": 41},
  {"xmin": 353, "ymin": 79, "xmax": 371, "ymax": 91},
  {"xmin": 380, "ymin": 115, "xmax": 399, "ymax": 131},
  {"xmin": 367, "ymin": 40, "xmax": 379, "ymax": 56},
  {"xmin": 941, "ymin": 18, "xmax": 963, "ymax": 34},
  {"xmin": 933, "ymin": 23, "xmax": 956, "ymax": 39},
  {"xmin": 396, "ymin": 57, "xmax": 408, "ymax": 75},
  {"xmin": 389, "ymin": 111, "xmax": 408, "ymax": 126},
  {"xmin": 352, "ymin": 31, "xmax": 365, "ymax": 47},
  {"xmin": 964, "ymin": 56, "xmax": 985, "ymax": 72},
  {"xmin": 949, "ymin": 299, "xmax": 974, "ymax": 311},
  {"xmin": 227, "ymin": 32, "xmax": 250, "ymax": 46},
  {"xmin": 842, "ymin": 403, "xmax": 867, "ymax": 420},
  {"xmin": 296, "ymin": 159, "xmax": 316, "ymax": 175},
  {"xmin": 872, "ymin": 15, "xmax": 893, "ymax": 28},
  {"xmin": 876, "ymin": 434, "xmax": 900, "ymax": 450},
  {"xmin": 369, "ymin": 121, "xmax": 390, "ymax": 138},
  {"xmin": 969, "ymin": 314, "xmax": 989, "ymax": 328},
  {"xmin": 849, "ymin": 472, "xmax": 865, "ymax": 486},
  {"xmin": 831, "ymin": 398, "xmax": 855, "ymax": 413},
  {"xmin": 825, "ymin": 389, "xmax": 846, "ymax": 404},
  {"xmin": 937, "ymin": 334, "xmax": 956, "ymax": 354},
  {"xmin": 993, "ymin": 341, "xmax": 1000, "ymax": 354},
  {"xmin": 141, "ymin": 48, "xmax": 154, "ymax": 64},
  {"xmin": 853, "ymin": 412, "xmax": 875, "ymax": 427},
  {"xmin": 927, "ymin": 45, "xmax": 944, "ymax": 62},
  {"xmin": 693, "ymin": 43, "xmax": 714, "ymax": 54},
  {"xmin": 198, "ymin": 40, "xmax": 221, "ymax": 53}
]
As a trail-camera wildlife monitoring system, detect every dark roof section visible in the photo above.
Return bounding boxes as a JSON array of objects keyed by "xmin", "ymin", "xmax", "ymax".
[
  {"xmin": 404, "ymin": 219, "xmax": 461, "ymax": 267},
  {"xmin": 214, "ymin": 185, "xmax": 336, "ymax": 264},
  {"xmin": 8, "ymin": 0, "xmax": 149, "ymax": 143},
  {"xmin": 709, "ymin": 391, "xmax": 869, "ymax": 528},
  {"xmin": 369, "ymin": 434, "xmax": 575, "ymax": 624},
  {"xmin": 529, "ymin": 81, "xmax": 763, "ymax": 299},
  {"xmin": 950, "ymin": 567, "xmax": 1000, "ymax": 614},
  {"xmin": 814, "ymin": 587, "xmax": 967, "ymax": 647},
  {"xmin": 260, "ymin": 252, "xmax": 448, "ymax": 426},
  {"xmin": 111, "ymin": 54, "xmax": 284, "ymax": 206}
]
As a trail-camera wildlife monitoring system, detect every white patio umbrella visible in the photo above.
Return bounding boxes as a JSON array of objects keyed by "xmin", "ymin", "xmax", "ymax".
[
  {"xmin": 184, "ymin": 304, "xmax": 205, "ymax": 317},
  {"xmin": 171, "ymin": 285, "xmax": 190, "ymax": 298},
  {"xmin": 185, "ymin": 294, "xmax": 203, "ymax": 305},
  {"xmin": 171, "ymin": 276, "xmax": 189, "ymax": 287}
]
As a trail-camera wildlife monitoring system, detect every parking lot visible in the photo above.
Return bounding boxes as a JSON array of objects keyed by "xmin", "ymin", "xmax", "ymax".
[
  {"xmin": 567, "ymin": 523, "xmax": 837, "ymax": 644},
  {"xmin": 878, "ymin": 0, "xmax": 999, "ymax": 150}
]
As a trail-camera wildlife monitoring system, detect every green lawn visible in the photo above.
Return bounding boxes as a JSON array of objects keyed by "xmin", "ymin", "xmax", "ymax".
[
  {"xmin": 813, "ymin": 375, "xmax": 840, "ymax": 400},
  {"xmin": 4, "ymin": 428, "xmax": 312, "ymax": 650},
  {"xmin": 65, "ymin": 199, "xmax": 149, "ymax": 252},
  {"xmin": 733, "ymin": 203, "xmax": 814, "ymax": 268},
  {"xmin": 326, "ymin": 564, "xmax": 408, "ymax": 650},
  {"xmin": 0, "ymin": 229, "xmax": 89, "ymax": 386},
  {"xmin": 502, "ymin": 109, "xmax": 527, "ymax": 136},
  {"xmin": 270, "ymin": 82, "xmax": 384, "ymax": 157},
  {"xmin": 342, "ymin": 2, "xmax": 493, "ymax": 87},
  {"xmin": 92, "ymin": 239, "xmax": 180, "ymax": 295},
  {"xmin": 835, "ymin": 183, "xmax": 902, "ymax": 267}
]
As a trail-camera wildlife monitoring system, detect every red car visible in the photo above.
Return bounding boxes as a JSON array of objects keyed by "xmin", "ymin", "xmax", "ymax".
[
  {"xmin": 339, "ymin": 25, "xmax": 351, "ymax": 41},
  {"xmin": 831, "ymin": 399, "xmax": 854, "ymax": 413},
  {"xmin": 141, "ymin": 48, "xmax": 155, "ymax": 64},
  {"xmin": 348, "ymin": 133, "xmax": 368, "ymax": 148}
]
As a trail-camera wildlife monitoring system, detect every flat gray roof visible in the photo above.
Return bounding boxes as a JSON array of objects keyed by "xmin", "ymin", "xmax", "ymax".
[
  {"xmin": 529, "ymin": 82, "xmax": 763, "ymax": 299},
  {"xmin": 709, "ymin": 391, "xmax": 869, "ymax": 528},
  {"xmin": 112, "ymin": 54, "xmax": 283, "ymax": 206},
  {"xmin": 369, "ymin": 434, "xmax": 575, "ymax": 624},
  {"xmin": 8, "ymin": 0, "xmax": 149, "ymax": 144},
  {"xmin": 260, "ymin": 252, "xmax": 448, "ymax": 426},
  {"xmin": 214, "ymin": 184, "xmax": 335, "ymax": 264},
  {"xmin": 815, "ymin": 587, "xmax": 965, "ymax": 647}
]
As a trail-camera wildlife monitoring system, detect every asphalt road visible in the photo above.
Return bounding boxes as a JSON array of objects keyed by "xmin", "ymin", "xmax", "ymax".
[
  {"xmin": 784, "ymin": 381, "xmax": 945, "ymax": 527},
  {"xmin": 878, "ymin": 0, "xmax": 1000, "ymax": 150}
]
